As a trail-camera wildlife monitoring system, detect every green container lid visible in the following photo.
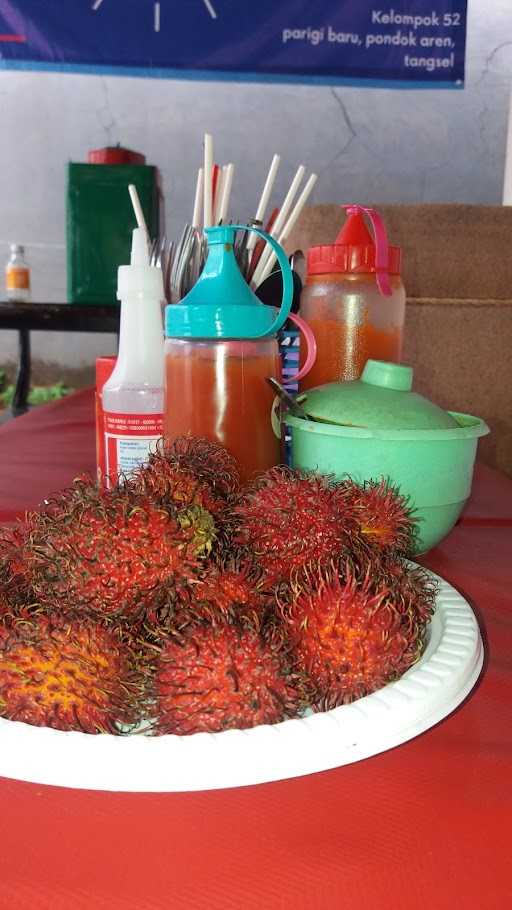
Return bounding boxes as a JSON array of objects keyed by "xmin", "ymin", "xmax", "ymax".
[{"xmin": 300, "ymin": 360, "xmax": 459, "ymax": 430}]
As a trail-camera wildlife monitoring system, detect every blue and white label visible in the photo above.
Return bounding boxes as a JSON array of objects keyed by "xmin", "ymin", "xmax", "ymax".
[{"xmin": 0, "ymin": 1, "xmax": 467, "ymax": 87}]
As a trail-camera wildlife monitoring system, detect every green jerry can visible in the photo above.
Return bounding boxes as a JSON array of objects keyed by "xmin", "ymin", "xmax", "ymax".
[{"xmin": 66, "ymin": 162, "xmax": 159, "ymax": 305}]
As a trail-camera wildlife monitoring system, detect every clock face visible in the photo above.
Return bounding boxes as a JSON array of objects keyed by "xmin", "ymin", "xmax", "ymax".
[{"xmin": 91, "ymin": 0, "xmax": 218, "ymax": 32}]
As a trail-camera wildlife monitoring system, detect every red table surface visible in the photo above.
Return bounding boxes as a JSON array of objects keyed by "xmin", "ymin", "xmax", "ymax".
[{"xmin": 0, "ymin": 391, "xmax": 511, "ymax": 910}]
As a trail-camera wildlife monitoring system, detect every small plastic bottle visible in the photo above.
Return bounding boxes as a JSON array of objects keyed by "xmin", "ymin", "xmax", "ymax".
[
  {"xmin": 102, "ymin": 227, "xmax": 164, "ymax": 486},
  {"xmin": 5, "ymin": 244, "xmax": 31, "ymax": 302}
]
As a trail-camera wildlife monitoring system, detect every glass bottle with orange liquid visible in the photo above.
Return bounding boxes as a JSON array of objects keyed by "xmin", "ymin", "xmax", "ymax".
[
  {"xmin": 299, "ymin": 205, "xmax": 405, "ymax": 390},
  {"xmin": 164, "ymin": 225, "xmax": 297, "ymax": 483}
]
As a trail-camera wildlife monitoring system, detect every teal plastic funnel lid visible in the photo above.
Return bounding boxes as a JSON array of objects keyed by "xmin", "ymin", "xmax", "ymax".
[
  {"xmin": 301, "ymin": 360, "xmax": 459, "ymax": 429},
  {"xmin": 165, "ymin": 224, "xmax": 293, "ymax": 339}
]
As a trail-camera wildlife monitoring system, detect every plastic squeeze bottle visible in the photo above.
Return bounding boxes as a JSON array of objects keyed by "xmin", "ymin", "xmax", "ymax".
[
  {"xmin": 102, "ymin": 227, "xmax": 164, "ymax": 486},
  {"xmin": 299, "ymin": 205, "xmax": 405, "ymax": 390},
  {"xmin": 164, "ymin": 224, "xmax": 297, "ymax": 483}
]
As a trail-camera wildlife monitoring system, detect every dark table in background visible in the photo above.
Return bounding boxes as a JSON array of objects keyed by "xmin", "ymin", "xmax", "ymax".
[{"xmin": 0, "ymin": 301, "xmax": 119, "ymax": 416}]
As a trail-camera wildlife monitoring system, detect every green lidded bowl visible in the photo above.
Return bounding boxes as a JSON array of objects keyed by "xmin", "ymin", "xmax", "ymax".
[{"xmin": 284, "ymin": 360, "xmax": 489, "ymax": 554}]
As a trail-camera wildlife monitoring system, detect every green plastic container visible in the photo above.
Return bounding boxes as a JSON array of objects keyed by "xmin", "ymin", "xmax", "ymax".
[
  {"xmin": 66, "ymin": 163, "xmax": 159, "ymax": 305},
  {"xmin": 282, "ymin": 361, "xmax": 489, "ymax": 553}
]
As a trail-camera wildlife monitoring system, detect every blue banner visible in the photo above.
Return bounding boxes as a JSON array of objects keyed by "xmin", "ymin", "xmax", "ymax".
[{"xmin": 0, "ymin": 1, "xmax": 467, "ymax": 87}]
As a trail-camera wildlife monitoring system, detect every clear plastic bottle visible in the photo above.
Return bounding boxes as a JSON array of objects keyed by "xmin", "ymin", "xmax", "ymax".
[
  {"xmin": 5, "ymin": 243, "xmax": 31, "ymax": 302},
  {"xmin": 165, "ymin": 336, "xmax": 282, "ymax": 481},
  {"xmin": 164, "ymin": 224, "xmax": 297, "ymax": 483},
  {"xmin": 299, "ymin": 205, "xmax": 405, "ymax": 389},
  {"xmin": 102, "ymin": 227, "xmax": 164, "ymax": 486},
  {"xmin": 164, "ymin": 313, "xmax": 316, "ymax": 480}
]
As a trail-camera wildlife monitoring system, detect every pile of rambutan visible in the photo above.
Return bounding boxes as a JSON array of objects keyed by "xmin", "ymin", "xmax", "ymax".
[{"xmin": 0, "ymin": 438, "xmax": 437, "ymax": 738}]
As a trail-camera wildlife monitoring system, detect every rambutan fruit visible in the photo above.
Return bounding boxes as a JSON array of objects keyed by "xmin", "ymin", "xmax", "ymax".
[
  {"xmin": 378, "ymin": 556, "xmax": 437, "ymax": 625},
  {"xmin": 193, "ymin": 556, "xmax": 270, "ymax": 618},
  {"xmin": 280, "ymin": 560, "xmax": 430, "ymax": 708},
  {"xmin": 10, "ymin": 478, "xmax": 215, "ymax": 620},
  {"xmin": 232, "ymin": 467, "xmax": 357, "ymax": 586},
  {"xmin": 0, "ymin": 587, "xmax": 22, "ymax": 623},
  {"xmin": 342, "ymin": 478, "xmax": 417, "ymax": 556},
  {"xmin": 0, "ymin": 525, "xmax": 30, "ymax": 593},
  {"xmin": 0, "ymin": 613, "xmax": 143, "ymax": 733},
  {"xmin": 151, "ymin": 617, "xmax": 311, "ymax": 735},
  {"xmin": 140, "ymin": 557, "xmax": 271, "ymax": 644},
  {"xmin": 0, "ymin": 594, "xmax": 10, "ymax": 625},
  {"xmin": 130, "ymin": 435, "xmax": 240, "ymax": 518}
]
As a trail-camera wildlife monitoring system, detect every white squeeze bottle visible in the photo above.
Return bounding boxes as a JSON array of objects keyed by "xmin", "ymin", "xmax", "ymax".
[{"xmin": 102, "ymin": 227, "xmax": 164, "ymax": 486}]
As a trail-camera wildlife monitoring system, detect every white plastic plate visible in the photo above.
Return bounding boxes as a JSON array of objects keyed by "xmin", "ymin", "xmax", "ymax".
[{"xmin": 0, "ymin": 567, "xmax": 483, "ymax": 792}]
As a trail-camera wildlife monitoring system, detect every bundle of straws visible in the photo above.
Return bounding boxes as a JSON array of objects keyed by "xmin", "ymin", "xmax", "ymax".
[
  {"xmin": 196, "ymin": 132, "xmax": 317, "ymax": 289},
  {"xmin": 128, "ymin": 132, "xmax": 318, "ymax": 303}
]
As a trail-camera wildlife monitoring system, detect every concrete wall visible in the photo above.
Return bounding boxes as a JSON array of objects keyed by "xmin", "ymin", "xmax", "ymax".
[{"xmin": 0, "ymin": 0, "xmax": 511, "ymax": 370}]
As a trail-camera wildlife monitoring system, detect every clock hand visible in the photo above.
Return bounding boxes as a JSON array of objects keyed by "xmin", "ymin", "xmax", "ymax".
[
  {"xmin": 92, "ymin": 0, "xmax": 216, "ymax": 30},
  {"xmin": 203, "ymin": 0, "xmax": 218, "ymax": 19}
]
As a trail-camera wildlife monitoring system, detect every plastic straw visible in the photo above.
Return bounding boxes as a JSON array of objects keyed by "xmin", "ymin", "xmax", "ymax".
[
  {"xmin": 247, "ymin": 207, "xmax": 278, "ymax": 280},
  {"xmin": 128, "ymin": 184, "xmax": 148, "ymax": 235},
  {"xmin": 251, "ymin": 164, "xmax": 305, "ymax": 287},
  {"xmin": 211, "ymin": 164, "xmax": 221, "ymax": 215},
  {"xmin": 213, "ymin": 166, "xmax": 225, "ymax": 224},
  {"xmin": 192, "ymin": 167, "xmax": 204, "ymax": 228},
  {"xmin": 246, "ymin": 154, "xmax": 280, "ymax": 251},
  {"xmin": 280, "ymin": 173, "xmax": 318, "ymax": 242},
  {"xmin": 203, "ymin": 133, "xmax": 214, "ymax": 228},
  {"xmin": 217, "ymin": 163, "xmax": 234, "ymax": 224},
  {"xmin": 256, "ymin": 173, "xmax": 318, "ymax": 285}
]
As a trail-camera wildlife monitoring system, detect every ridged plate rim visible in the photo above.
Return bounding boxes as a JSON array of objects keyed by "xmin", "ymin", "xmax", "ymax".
[{"xmin": 0, "ymin": 566, "xmax": 483, "ymax": 792}]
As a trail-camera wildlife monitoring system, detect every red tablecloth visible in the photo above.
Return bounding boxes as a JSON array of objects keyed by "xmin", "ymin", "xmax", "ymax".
[{"xmin": 0, "ymin": 391, "xmax": 511, "ymax": 909}]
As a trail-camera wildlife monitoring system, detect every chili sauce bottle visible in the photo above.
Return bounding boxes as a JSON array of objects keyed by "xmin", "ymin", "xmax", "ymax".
[{"xmin": 299, "ymin": 205, "xmax": 405, "ymax": 389}]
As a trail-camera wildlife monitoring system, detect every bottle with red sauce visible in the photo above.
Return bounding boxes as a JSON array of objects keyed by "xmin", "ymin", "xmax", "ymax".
[
  {"xmin": 164, "ymin": 225, "xmax": 295, "ymax": 483},
  {"xmin": 299, "ymin": 205, "xmax": 405, "ymax": 390}
]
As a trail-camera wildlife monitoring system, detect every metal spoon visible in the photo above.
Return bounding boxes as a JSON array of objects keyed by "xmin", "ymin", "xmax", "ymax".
[{"xmin": 265, "ymin": 377, "xmax": 311, "ymax": 420}]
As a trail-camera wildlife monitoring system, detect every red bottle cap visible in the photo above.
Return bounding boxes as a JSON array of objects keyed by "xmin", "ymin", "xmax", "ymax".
[
  {"xmin": 88, "ymin": 146, "xmax": 146, "ymax": 165},
  {"xmin": 307, "ymin": 206, "xmax": 401, "ymax": 292}
]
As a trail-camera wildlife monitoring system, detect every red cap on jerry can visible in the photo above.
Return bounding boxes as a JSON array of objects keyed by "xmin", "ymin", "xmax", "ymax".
[{"xmin": 88, "ymin": 146, "xmax": 146, "ymax": 165}]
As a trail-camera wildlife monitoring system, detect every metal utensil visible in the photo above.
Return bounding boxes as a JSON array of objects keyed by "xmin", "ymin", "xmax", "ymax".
[
  {"xmin": 234, "ymin": 220, "xmax": 262, "ymax": 279},
  {"xmin": 289, "ymin": 249, "xmax": 305, "ymax": 284},
  {"xmin": 163, "ymin": 239, "xmax": 175, "ymax": 304},
  {"xmin": 149, "ymin": 235, "xmax": 167, "ymax": 268},
  {"xmin": 265, "ymin": 377, "xmax": 311, "ymax": 420}
]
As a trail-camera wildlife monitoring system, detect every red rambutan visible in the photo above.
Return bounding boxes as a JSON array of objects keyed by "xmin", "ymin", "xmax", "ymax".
[
  {"xmin": 342, "ymin": 478, "xmax": 417, "ymax": 555},
  {"xmin": 139, "ymin": 560, "xmax": 268, "ymax": 644},
  {"xmin": 0, "ymin": 524, "xmax": 30, "ymax": 594},
  {"xmin": 191, "ymin": 556, "xmax": 270, "ymax": 618},
  {"xmin": 141, "ymin": 557, "xmax": 273, "ymax": 649},
  {"xmin": 280, "ymin": 560, "xmax": 430, "ymax": 707},
  {"xmin": 233, "ymin": 467, "xmax": 357, "ymax": 586},
  {"xmin": 0, "ymin": 613, "xmax": 143, "ymax": 733},
  {"xmin": 152, "ymin": 618, "xmax": 310, "ymax": 735},
  {"xmin": 129, "ymin": 435, "xmax": 240, "ymax": 517},
  {"xmin": 9, "ymin": 478, "xmax": 215, "ymax": 620},
  {"xmin": 0, "ymin": 588, "xmax": 19, "ymax": 623},
  {"xmin": 378, "ymin": 556, "xmax": 437, "ymax": 625}
]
